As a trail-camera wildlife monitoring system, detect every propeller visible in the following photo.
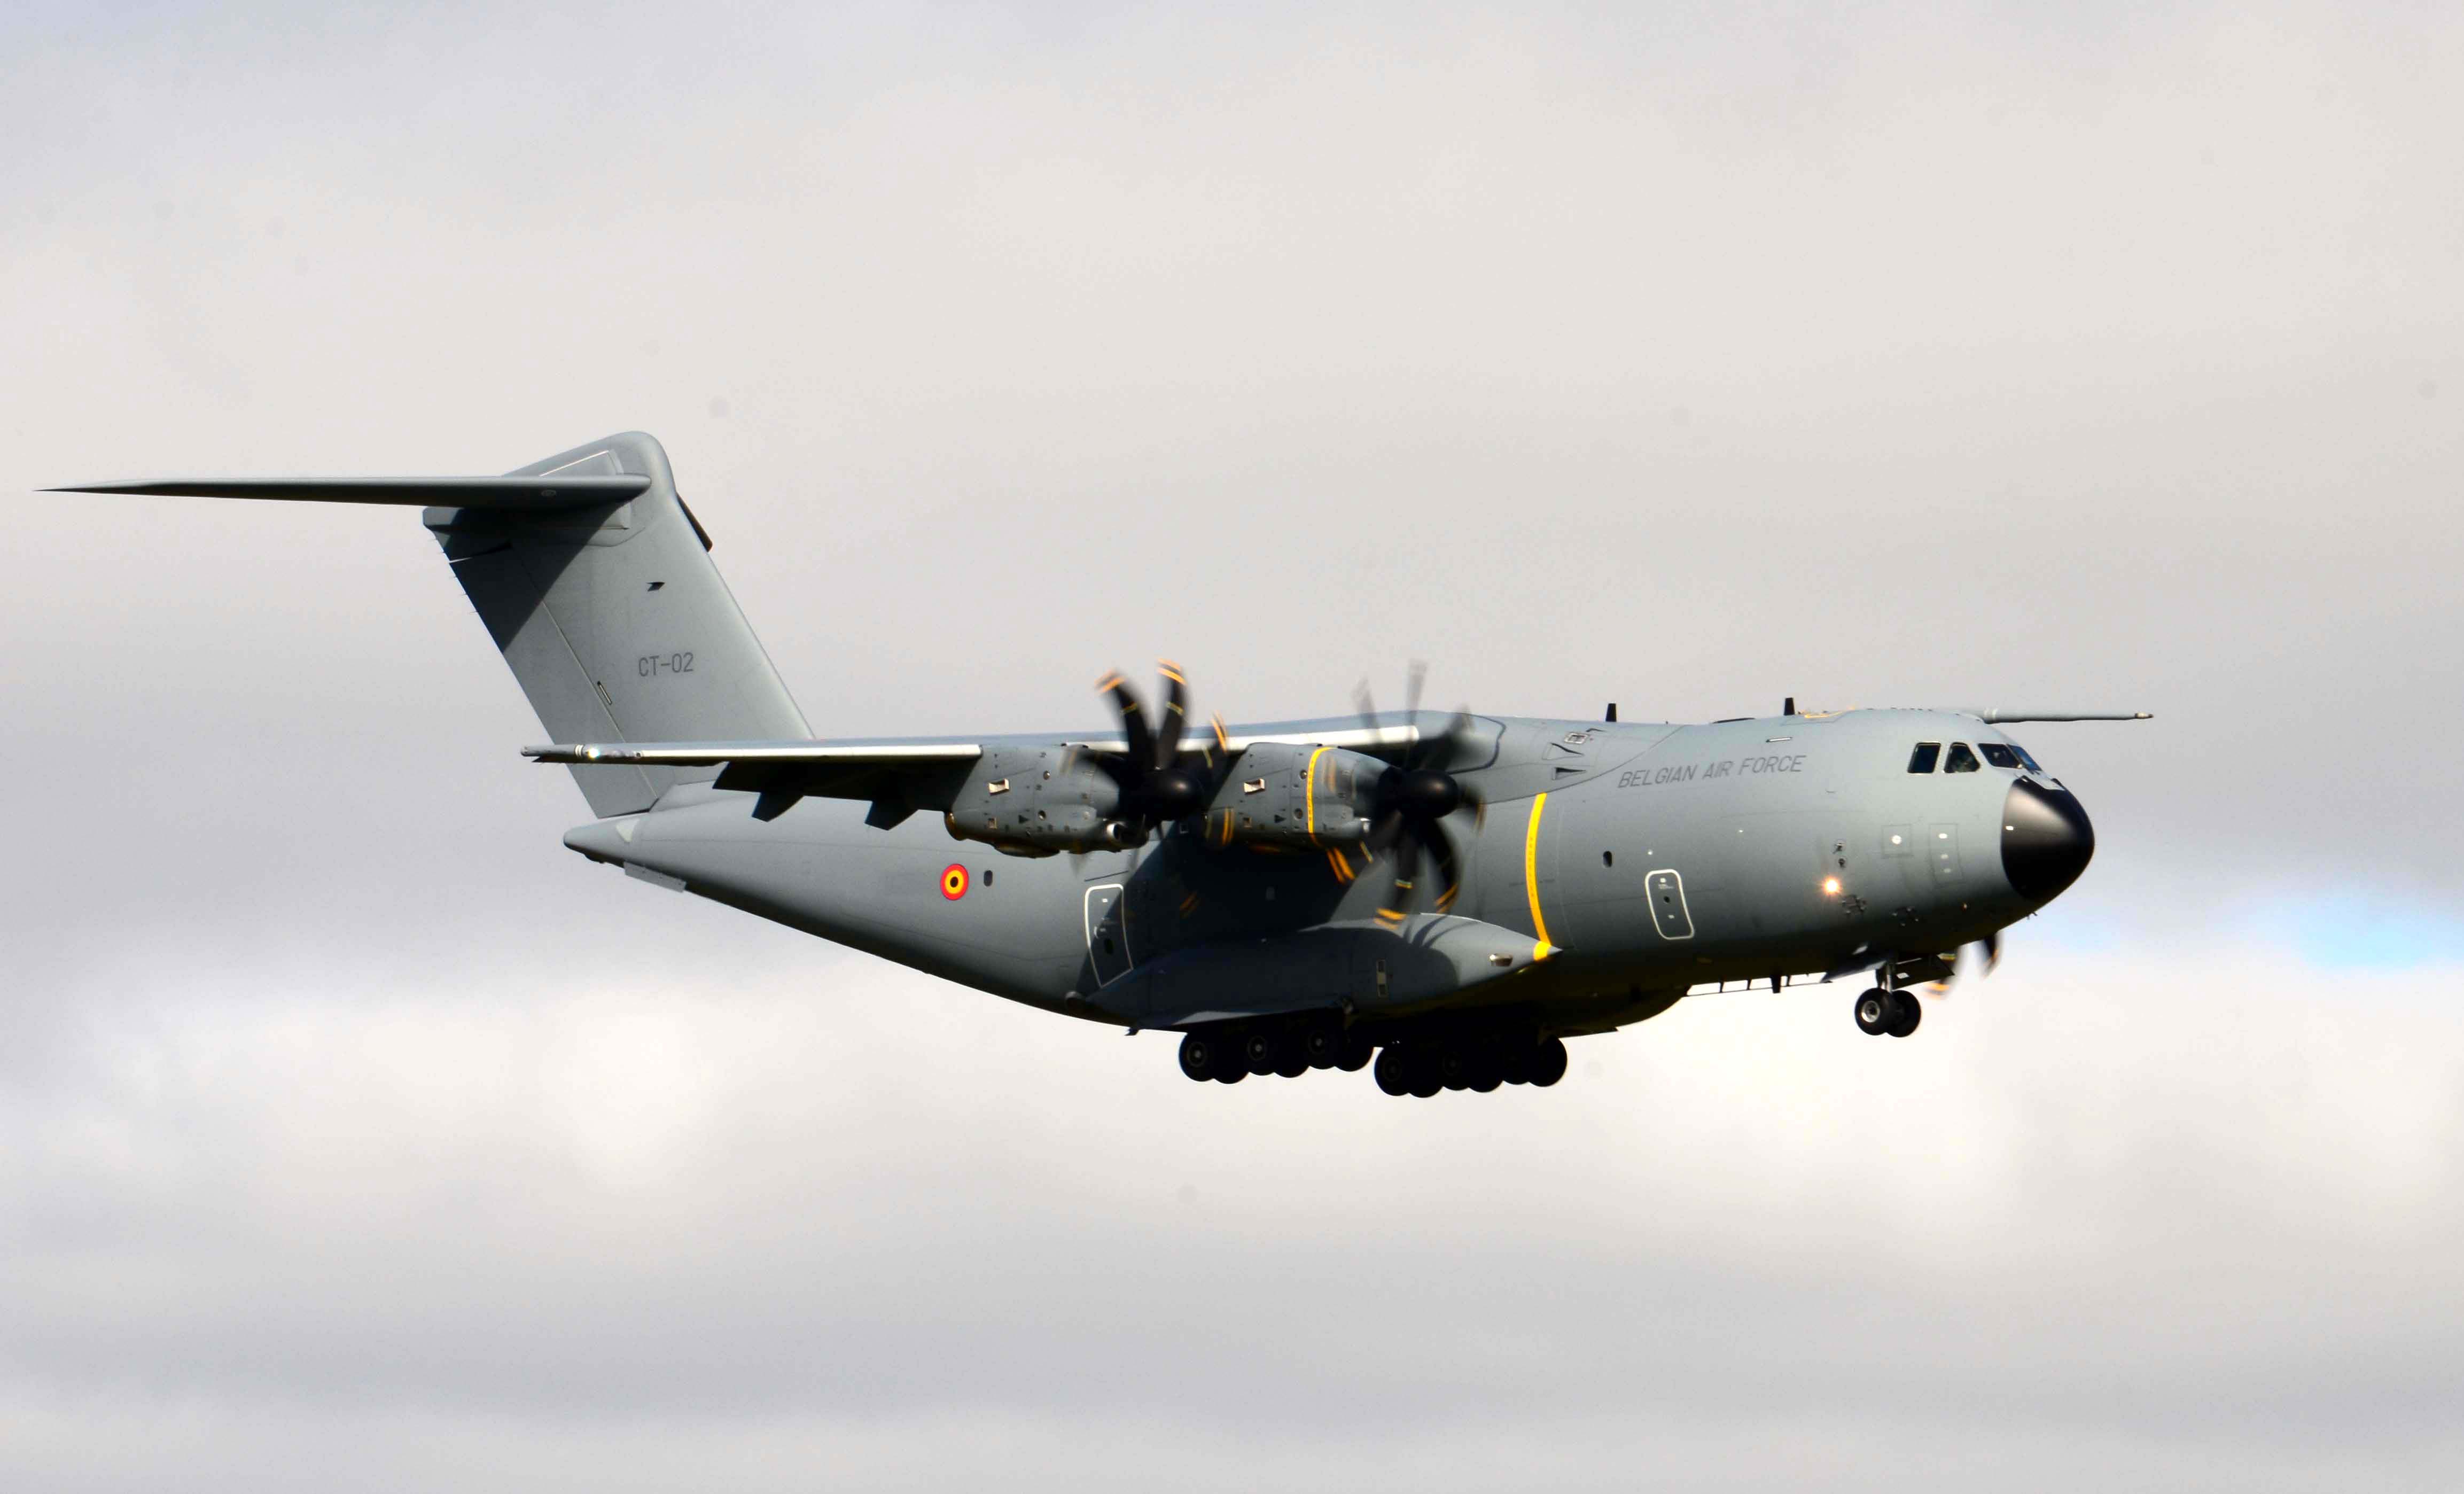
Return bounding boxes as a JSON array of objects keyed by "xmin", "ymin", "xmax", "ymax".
[
  {"xmin": 1092, "ymin": 662, "xmax": 1223, "ymax": 836},
  {"xmin": 1353, "ymin": 665, "xmax": 1484, "ymax": 924},
  {"xmin": 1924, "ymin": 931, "xmax": 2004, "ymax": 997}
]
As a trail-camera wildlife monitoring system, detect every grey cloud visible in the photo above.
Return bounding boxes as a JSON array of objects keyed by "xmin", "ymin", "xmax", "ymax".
[{"xmin": 2, "ymin": 948, "xmax": 2460, "ymax": 1487}]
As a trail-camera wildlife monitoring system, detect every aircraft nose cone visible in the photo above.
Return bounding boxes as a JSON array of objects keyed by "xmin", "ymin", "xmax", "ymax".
[{"xmin": 2001, "ymin": 778, "xmax": 2094, "ymax": 902}]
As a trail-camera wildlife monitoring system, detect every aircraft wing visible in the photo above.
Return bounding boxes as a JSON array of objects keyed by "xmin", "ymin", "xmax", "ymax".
[
  {"xmin": 524, "ymin": 741, "xmax": 988, "ymax": 768},
  {"xmin": 525, "ymin": 719, "xmax": 1431, "ymax": 822},
  {"xmin": 524, "ymin": 738, "xmax": 986, "ymax": 822},
  {"xmin": 525, "ymin": 721, "xmax": 1425, "ymax": 773}
]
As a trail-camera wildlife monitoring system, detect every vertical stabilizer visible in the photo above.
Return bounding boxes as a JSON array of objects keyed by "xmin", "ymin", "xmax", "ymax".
[{"xmin": 426, "ymin": 433, "xmax": 809, "ymax": 815}]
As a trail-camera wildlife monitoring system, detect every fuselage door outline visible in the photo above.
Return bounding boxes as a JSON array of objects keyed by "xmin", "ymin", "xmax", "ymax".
[
  {"xmin": 1644, "ymin": 868, "xmax": 1696, "ymax": 941},
  {"xmin": 1084, "ymin": 882, "xmax": 1133, "ymax": 986}
]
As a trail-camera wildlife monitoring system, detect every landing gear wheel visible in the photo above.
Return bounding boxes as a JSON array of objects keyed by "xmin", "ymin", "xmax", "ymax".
[
  {"xmin": 1854, "ymin": 989, "xmax": 1892, "ymax": 1036},
  {"xmin": 1373, "ymin": 1047, "xmax": 1412, "ymax": 1096},
  {"xmin": 1178, "ymin": 1033, "xmax": 1219, "ymax": 1082},
  {"xmin": 1885, "ymin": 991, "xmax": 1922, "ymax": 1038},
  {"xmin": 1529, "ymin": 1037, "xmax": 1568, "ymax": 1088},
  {"xmin": 1336, "ymin": 1032, "xmax": 1375, "ymax": 1072},
  {"xmin": 1243, "ymin": 1031, "xmax": 1277, "ymax": 1077},
  {"xmin": 1303, "ymin": 1026, "xmax": 1341, "ymax": 1070},
  {"xmin": 1498, "ymin": 1043, "xmax": 1533, "ymax": 1085},
  {"xmin": 1406, "ymin": 1049, "xmax": 1442, "ymax": 1099},
  {"xmin": 1273, "ymin": 1038, "xmax": 1309, "ymax": 1079},
  {"xmin": 1212, "ymin": 1062, "xmax": 1246, "ymax": 1085},
  {"xmin": 1466, "ymin": 1051, "xmax": 1502, "ymax": 1094},
  {"xmin": 1436, "ymin": 1046, "xmax": 1470, "ymax": 1092}
]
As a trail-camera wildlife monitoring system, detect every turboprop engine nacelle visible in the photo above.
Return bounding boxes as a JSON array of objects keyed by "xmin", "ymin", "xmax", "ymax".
[
  {"xmin": 944, "ymin": 747, "xmax": 1139, "ymax": 855},
  {"xmin": 1199, "ymin": 743, "xmax": 1381, "ymax": 849}
]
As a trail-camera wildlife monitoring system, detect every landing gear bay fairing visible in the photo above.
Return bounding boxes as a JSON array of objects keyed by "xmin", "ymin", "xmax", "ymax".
[{"xmin": 60, "ymin": 433, "xmax": 2146, "ymax": 1097}]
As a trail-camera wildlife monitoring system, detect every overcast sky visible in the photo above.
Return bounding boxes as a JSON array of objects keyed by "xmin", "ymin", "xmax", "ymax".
[{"xmin": 4, "ymin": 2, "xmax": 2461, "ymax": 1489}]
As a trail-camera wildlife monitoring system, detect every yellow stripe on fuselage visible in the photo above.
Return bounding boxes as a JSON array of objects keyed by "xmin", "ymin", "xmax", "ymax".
[
  {"xmin": 1304, "ymin": 744, "xmax": 1331, "ymax": 845},
  {"xmin": 1525, "ymin": 792, "xmax": 1555, "ymax": 957}
]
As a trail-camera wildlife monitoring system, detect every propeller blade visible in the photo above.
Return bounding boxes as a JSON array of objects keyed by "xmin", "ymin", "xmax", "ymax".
[
  {"xmin": 1414, "ymin": 818, "xmax": 1460, "ymax": 914},
  {"xmin": 1412, "ymin": 705, "xmax": 1476, "ymax": 772},
  {"xmin": 1927, "ymin": 940, "xmax": 2006, "ymax": 998},
  {"xmin": 1155, "ymin": 660, "xmax": 1187, "ymax": 768},
  {"xmin": 1366, "ymin": 807, "xmax": 1408, "ymax": 855},
  {"xmin": 1376, "ymin": 822, "xmax": 1424, "ymax": 922},
  {"xmin": 1394, "ymin": 827, "xmax": 1421, "ymax": 890},
  {"xmin": 1098, "ymin": 670, "xmax": 1155, "ymax": 771},
  {"xmin": 1353, "ymin": 678, "xmax": 1379, "ymax": 740},
  {"xmin": 1402, "ymin": 659, "xmax": 1427, "ymax": 719}
]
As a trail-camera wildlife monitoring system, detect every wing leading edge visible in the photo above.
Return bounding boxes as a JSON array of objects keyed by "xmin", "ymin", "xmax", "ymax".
[
  {"xmin": 521, "ymin": 721, "xmax": 1420, "ymax": 769},
  {"xmin": 524, "ymin": 720, "xmax": 1430, "ymax": 823}
]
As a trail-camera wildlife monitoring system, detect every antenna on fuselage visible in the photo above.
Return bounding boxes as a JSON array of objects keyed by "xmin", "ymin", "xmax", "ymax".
[
  {"xmin": 1605, "ymin": 702, "xmax": 1617, "ymax": 722},
  {"xmin": 1783, "ymin": 696, "xmax": 1796, "ymax": 716}
]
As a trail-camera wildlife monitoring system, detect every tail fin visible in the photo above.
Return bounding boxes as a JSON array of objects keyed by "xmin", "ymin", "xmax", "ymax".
[
  {"xmin": 427, "ymin": 433, "xmax": 808, "ymax": 814},
  {"xmin": 57, "ymin": 431, "xmax": 809, "ymax": 815}
]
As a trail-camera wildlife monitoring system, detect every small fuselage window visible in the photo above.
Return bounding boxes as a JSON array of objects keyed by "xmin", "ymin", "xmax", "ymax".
[
  {"xmin": 1979, "ymin": 743, "xmax": 2020, "ymax": 769},
  {"xmin": 1944, "ymin": 742, "xmax": 1982, "ymax": 773},
  {"xmin": 1908, "ymin": 743, "xmax": 1941, "ymax": 773}
]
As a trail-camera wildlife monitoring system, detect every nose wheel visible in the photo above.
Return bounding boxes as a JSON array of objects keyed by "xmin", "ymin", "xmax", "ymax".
[{"xmin": 1854, "ymin": 988, "xmax": 1922, "ymax": 1038}]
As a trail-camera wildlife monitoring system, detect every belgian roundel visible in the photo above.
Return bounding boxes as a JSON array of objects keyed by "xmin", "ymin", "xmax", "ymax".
[{"xmin": 941, "ymin": 864, "xmax": 970, "ymax": 900}]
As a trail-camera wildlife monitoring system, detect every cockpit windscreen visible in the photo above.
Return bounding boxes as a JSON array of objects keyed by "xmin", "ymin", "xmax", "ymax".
[{"xmin": 1978, "ymin": 740, "xmax": 2047, "ymax": 773}]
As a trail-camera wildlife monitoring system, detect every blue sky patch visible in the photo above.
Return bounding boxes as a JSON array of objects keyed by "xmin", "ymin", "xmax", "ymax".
[{"xmin": 2279, "ymin": 897, "xmax": 2464, "ymax": 971}]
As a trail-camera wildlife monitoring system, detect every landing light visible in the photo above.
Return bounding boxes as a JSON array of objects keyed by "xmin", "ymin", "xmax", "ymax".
[{"xmin": 1822, "ymin": 877, "xmax": 1842, "ymax": 896}]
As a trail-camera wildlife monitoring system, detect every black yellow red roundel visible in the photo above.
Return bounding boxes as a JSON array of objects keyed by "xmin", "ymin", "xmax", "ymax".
[{"xmin": 941, "ymin": 863, "xmax": 969, "ymax": 900}]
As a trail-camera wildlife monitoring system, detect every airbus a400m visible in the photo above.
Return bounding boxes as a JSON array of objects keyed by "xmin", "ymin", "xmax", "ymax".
[{"xmin": 60, "ymin": 431, "xmax": 2145, "ymax": 1099}]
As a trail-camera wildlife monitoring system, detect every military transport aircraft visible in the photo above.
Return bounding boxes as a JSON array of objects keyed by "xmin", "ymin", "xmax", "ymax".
[{"xmin": 58, "ymin": 432, "xmax": 2145, "ymax": 1098}]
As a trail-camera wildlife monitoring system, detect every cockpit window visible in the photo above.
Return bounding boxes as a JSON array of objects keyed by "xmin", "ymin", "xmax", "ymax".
[
  {"xmin": 2006, "ymin": 739, "xmax": 2044, "ymax": 773},
  {"xmin": 1907, "ymin": 743, "xmax": 1940, "ymax": 773},
  {"xmin": 1944, "ymin": 742, "xmax": 1982, "ymax": 773},
  {"xmin": 1979, "ymin": 743, "xmax": 2020, "ymax": 769}
]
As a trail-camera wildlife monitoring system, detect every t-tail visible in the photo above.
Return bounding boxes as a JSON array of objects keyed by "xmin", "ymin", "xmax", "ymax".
[{"xmin": 51, "ymin": 432, "xmax": 808, "ymax": 815}]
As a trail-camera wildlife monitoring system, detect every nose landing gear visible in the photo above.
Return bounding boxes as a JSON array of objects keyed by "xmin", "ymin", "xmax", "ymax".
[{"xmin": 1853, "ymin": 988, "xmax": 1922, "ymax": 1038}]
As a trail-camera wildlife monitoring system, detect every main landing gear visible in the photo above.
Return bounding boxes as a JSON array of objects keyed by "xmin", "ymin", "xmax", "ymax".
[
  {"xmin": 1853, "ymin": 987, "xmax": 1922, "ymax": 1038},
  {"xmin": 1371, "ymin": 1034, "xmax": 1566, "ymax": 1098},
  {"xmin": 1175, "ymin": 1021, "xmax": 1569, "ymax": 1095},
  {"xmin": 1178, "ymin": 1018, "xmax": 1371, "ymax": 1086}
]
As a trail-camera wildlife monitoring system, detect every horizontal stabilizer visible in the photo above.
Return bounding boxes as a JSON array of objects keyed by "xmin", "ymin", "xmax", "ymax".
[{"xmin": 45, "ymin": 474, "xmax": 649, "ymax": 508}]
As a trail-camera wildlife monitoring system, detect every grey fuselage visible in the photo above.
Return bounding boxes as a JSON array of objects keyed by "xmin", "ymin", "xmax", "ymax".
[{"xmin": 568, "ymin": 706, "xmax": 2075, "ymax": 1038}]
